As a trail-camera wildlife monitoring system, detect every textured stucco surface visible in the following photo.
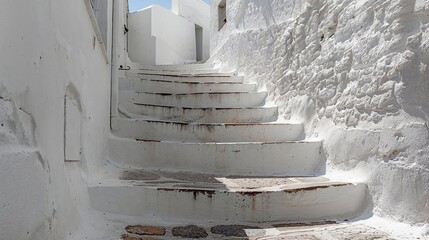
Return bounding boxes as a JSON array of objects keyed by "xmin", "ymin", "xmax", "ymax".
[
  {"xmin": 0, "ymin": 0, "xmax": 116, "ymax": 238},
  {"xmin": 0, "ymin": 78, "xmax": 50, "ymax": 240},
  {"xmin": 210, "ymin": 0, "xmax": 429, "ymax": 227}
]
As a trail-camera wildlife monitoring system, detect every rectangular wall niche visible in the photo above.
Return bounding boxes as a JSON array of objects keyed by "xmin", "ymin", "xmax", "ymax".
[
  {"xmin": 218, "ymin": 0, "xmax": 227, "ymax": 31},
  {"xmin": 64, "ymin": 87, "xmax": 82, "ymax": 162}
]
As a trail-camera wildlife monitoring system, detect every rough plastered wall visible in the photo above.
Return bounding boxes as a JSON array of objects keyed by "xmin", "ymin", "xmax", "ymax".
[
  {"xmin": 0, "ymin": 0, "xmax": 114, "ymax": 239},
  {"xmin": 210, "ymin": 0, "xmax": 429, "ymax": 227},
  {"xmin": 0, "ymin": 77, "xmax": 50, "ymax": 239}
]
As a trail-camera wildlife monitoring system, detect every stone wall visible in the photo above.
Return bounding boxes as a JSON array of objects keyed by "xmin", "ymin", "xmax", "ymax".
[{"xmin": 210, "ymin": 0, "xmax": 429, "ymax": 226}]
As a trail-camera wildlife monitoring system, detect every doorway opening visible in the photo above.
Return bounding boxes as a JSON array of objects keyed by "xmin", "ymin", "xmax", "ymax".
[{"xmin": 195, "ymin": 24, "xmax": 203, "ymax": 62}]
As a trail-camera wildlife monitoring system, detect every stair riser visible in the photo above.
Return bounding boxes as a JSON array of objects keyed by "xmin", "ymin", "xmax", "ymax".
[
  {"xmin": 125, "ymin": 73, "xmax": 243, "ymax": 83},
  {"xmin": 119, "ymin": 79, "xmax": 256, "ymax": 94},
  {"xmin": 111, "ymin": 118, "xmax": 303, "ymax": 142},
  {"xmin": 109, "ymin": 138, "xmax": 322, "ymax": 176},
  {"xmin": 129, "ymin": 69, "xmax": 221, "ymax": 75},
  {"xmin": 88, "ymin": 184, "xmax": 366, "ymax": 223},
  {"xmin": 121, "ymin": 103, "xmax": 278, "ymax": 123},
  {"xmin": 119, "ymin": 91, "xmax": 267, "ymax": 108},
  {"xmin": 133, "ymin": 63, "xmax": 215, "ymax": 71}
]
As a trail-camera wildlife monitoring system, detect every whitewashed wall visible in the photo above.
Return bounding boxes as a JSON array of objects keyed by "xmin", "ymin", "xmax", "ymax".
[
  {"xmin": 151, "ymin": 6, "xmax": 197, "ymax": 64},
  {"xmin": 0, "ymin": 0, "xmax": 122, "ymax": 239},
  {"xmin": 111, "ymin": 0, "xmax": 130, "ymax": 117},
  {"xmin": 210, "ymin": 0, "xmax": 429, "ymax": 227},
  {"xmin": 128, "ymin": 8, "xmax": 157, "ymax": 65},
  {"xmin": 129, "ymin": 6, "xmax": 197, "ymax": 65},
  {"xmin": 173, "ymin": 0, "xmax": 211, "ymax": 61}
]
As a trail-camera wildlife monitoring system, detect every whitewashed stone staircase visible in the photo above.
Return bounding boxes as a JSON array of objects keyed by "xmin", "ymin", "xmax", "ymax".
[{"xmin": 89, "ymin": 64, "xmax": 367, "ymax": 223}]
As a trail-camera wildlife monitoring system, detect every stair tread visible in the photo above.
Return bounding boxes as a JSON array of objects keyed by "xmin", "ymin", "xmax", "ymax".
[
  {"xmin": 137, "ymin": 68, "xmax": 217, "ymax": 72},
  {"xmin": 91, "ymin": 170, "xmax": 355, "ymax": 193},
  {"xmin": 112, "ymin": 116, "xmax": 303, "ymax": 142},
  {"xmin": 136, "ymin": 72, "xmax": 235, "ymax": 77},
  {"xmin": 123, "ymin": 77, "xmax": 245, "ymax": 84},
  {"xmin": 125, "ymin": 103, "xmax": 267, "ymax": 108},
  {"xmin": 119, "ymin": 103, "xmax": 278, "ymax": 123},
  {"xmin": 134, "ymin": 139, "xmax": 319, "ymax": 145},
  {"xmin": 109, "ymin": 137, "xmax": 322, "ymax": 176},
  {"xmin": 126, "ymin": 74, "xmax": 244, "ymax": 83},
  {"xmin": 121, "ymin": 118, "xmax": 299, "ymax": 126},
  {"xmin": 113, "ymin": 135, "xmax": 319, "ymax": 144},
  {"xmin": 134, "ymin": 63, "xmax": 214, "ymax": 70},
  {"xmin": 135, "ymin": 91, "xmax": 262, "ymax": 95},
  {"xmin": 131, "ymin": 103, "xmax": 276, "ymax": 110},
  {"xmin": 119, "ymin": 90, "xmax": 266, "ymax": 108},
  {"xmin": 113, "ymin": 136, "xmax": 320, "ymax": 144},
  {"xmin": 89, "ymin": 169, "xmax": 365, "ymax": 222}
]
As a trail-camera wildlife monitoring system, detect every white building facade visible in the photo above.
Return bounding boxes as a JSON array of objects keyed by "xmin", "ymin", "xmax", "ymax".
[{"xmin": 128, "ymin": 0, "xmax": 210, "ymax": 65}]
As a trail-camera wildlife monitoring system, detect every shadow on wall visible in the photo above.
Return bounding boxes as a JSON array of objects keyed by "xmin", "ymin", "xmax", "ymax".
[{"xmin": 235, "ymin": 0, "xmax": 276, "ymax": 28}]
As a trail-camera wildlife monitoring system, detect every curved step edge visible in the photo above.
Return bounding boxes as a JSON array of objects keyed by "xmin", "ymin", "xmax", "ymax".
[
  {"xmin": 109, "ymin": 137, "xmax": 322, "ymax": 176},
  {"xmin": 88, "ymin": 178, "xmax": 367, "ymax": 223}
]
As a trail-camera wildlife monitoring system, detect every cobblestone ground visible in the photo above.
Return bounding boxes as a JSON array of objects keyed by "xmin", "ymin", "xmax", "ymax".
[{"xmin": 120, "ymin": 222, "xmax": 401, "ymax": 240}]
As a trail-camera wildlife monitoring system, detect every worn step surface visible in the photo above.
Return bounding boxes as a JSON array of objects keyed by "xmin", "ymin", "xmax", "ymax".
[
  {"xmin": 125, "ymin": 72, "xmax": 243, "ymax": 83},
  {"xmin": 89, "ymin": 170, "xmax": 366, "ymax": 223},
  {"xmin": 109, "ymin": 137, "xmax": 322, "ymax": 176},
  {"xmin": 132, "ymin": 63, "xmax": 215, "ymax": 72},
  {"xmin": 127, "ymin": 68, "xmax": 221, "ymax": 75},
  {"xmin": 119, "ymin": 90, "xmax": 267, "ymax": 108},
  {"xmin": 111, "ymin": 118, "xmax": 303, "ymax": 142},
  {"xmin": 103, "ymin": 64, "xmax": 369, "ymax": 227},
  {"xmin": 129, "ymin": 71, "xmax": 234, "ymax": 77},
  {"xmin": 119, "ymin": 78, "xmax": 257, "ymax": 94},
  {"xmin": 120, "ymin": 103, "xmax": 278, "ymax": 123}
]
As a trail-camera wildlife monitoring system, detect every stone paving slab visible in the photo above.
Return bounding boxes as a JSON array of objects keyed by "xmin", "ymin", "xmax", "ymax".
[
  {"xmin": 172, "ymin": 225, "xmax": 209, "ymax": 238},
  {"xmin": 121, "ymin": 222, "xmax": 398, "ymax": 240},
  {"xmin": 125, "ymin": 225, "xmax": 166, "ymax": 236}
]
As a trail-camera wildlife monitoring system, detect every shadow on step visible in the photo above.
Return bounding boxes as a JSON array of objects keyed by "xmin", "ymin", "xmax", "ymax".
[
  {"xmin": 89, "ymin": 168, "xmax": 369, "ymax": 228},
  {"xmin": 119, "ymin": 169, "xmax": 339, "ymax": 196}
]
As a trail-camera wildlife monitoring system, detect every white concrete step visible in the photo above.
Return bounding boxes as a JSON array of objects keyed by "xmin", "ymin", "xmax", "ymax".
[
  {"xmin": 131, "ymin": 63, "xmax": 215, "ymax": 71},
  {"xmin": 118, "ymin": 90, "xmax": 267, "ymax": 108},
  {"xmin": 127, "ymin": 68, "xmax": 221, "ymax": 75},
  {"xmin": 109, "ymin": 137, "xmax": 322, "ymax": 176},
  {"xmin": 120, "ymin": 103, "xmax": 278, "ymax": 123},
  {"xmin": 125, "ymin": 72, "xmax": 243, "ymax": 83},
  {"xmin": 119, "ymin": 78, "xmax": 257, "ymax": 94},
  {"xmin": 127, "ymin": 70, "xmax": 236, "ymax": 76},
  {"xmin": 111, "ymin": 118, "xmax": 303, "ymax": 142},
  {"xmin": 88, "ymin": 171, "xmax": 366, "ymax": 223}
]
